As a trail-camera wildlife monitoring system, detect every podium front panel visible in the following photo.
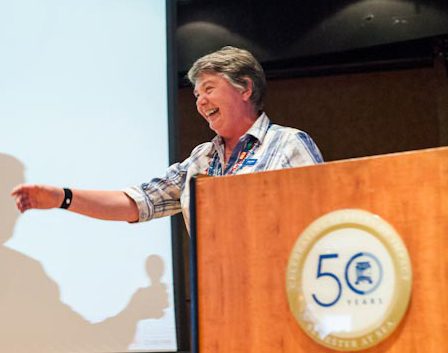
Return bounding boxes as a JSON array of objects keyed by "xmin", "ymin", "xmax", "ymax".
[{"xmin": 191, "ymin": 147, "xmax": 448, "ymax": 353}]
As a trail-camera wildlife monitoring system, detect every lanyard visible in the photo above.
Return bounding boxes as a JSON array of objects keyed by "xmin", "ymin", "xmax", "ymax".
[
  {"xmin": 207, "ymin": 139, "xmax": 258, "ymax": 176},
  {"xmin": 207, "ymin": 153, "xmax": 222, "ymax": 176}
]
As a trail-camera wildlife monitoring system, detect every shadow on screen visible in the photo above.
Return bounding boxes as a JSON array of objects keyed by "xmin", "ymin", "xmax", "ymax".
[{"xmin": 0, "ymin": 153, "xmax": 168, "ymax": 353}]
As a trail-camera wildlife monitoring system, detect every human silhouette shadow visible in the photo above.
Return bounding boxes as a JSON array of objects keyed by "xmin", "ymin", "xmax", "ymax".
[{"xmin": 0, "ymin": 153, "xmax": 169, "ymax": 353}]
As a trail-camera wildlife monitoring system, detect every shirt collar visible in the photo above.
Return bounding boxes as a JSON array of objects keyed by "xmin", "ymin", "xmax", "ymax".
[
  {"xmin": 211, "ymin": 112, "xmax": 271, "ymax": 149},
  {"xmin": 244, "ymin": 112, "xmax": 270, "ymax": 143}
]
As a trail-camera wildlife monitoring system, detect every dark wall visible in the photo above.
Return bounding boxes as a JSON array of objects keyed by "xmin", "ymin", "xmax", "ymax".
[{"xmin": 177, "ymin": 0, "xmax": 448, "ymax": 73}]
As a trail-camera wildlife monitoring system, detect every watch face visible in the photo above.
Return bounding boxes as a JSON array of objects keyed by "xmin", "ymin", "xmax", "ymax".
[{"xmin": 286, "ymin": 209, "xmax": 412, "ymax": 351}]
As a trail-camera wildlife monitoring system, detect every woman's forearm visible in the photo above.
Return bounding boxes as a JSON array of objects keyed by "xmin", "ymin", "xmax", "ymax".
[
  {"xmin": 66, "ymin": 189, "xmax": 139, "ymax": 222},
  {"xmin": 11, "ymin": 184, "xmax": 139, "ymax": 222}
]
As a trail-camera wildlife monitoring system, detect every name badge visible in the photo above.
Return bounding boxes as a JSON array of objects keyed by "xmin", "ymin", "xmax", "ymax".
[{"xmin": 243, "ymin": 158, "xmax": 257, "ymax": 166}]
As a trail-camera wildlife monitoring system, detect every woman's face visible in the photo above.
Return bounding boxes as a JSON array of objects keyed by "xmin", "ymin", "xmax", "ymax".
[{"xmin": 194, "ymin": 72, "xmax": 252, "ymax": 139}]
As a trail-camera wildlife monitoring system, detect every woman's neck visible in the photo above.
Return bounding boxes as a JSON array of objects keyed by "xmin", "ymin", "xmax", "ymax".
[{"xmin": 223, "ymin": 114, "xmax": 260, "ymax": 161}]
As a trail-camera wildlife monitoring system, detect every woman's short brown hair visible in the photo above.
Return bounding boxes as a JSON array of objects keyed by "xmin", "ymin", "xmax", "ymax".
[{"xmin": 187, "ymin": 46, "xmax": 266, "ymax": 112}]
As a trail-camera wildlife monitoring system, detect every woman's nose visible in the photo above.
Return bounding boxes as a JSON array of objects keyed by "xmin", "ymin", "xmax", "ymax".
[{"xmin": 196, "ymin": 94, "xmax": 208, "ymax": 106}]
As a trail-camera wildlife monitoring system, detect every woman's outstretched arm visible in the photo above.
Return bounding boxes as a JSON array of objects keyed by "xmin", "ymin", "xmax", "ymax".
[{"xmin": 11, "ymin": 184, "xmax": 139, "ymax": 222}]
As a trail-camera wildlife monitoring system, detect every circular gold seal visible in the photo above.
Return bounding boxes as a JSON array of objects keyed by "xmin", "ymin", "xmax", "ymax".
[{"xmin": 286, "ymin": 209, "xmax": 412, "ymax": 351}]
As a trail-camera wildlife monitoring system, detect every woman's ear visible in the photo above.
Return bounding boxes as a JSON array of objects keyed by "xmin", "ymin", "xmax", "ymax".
[{"xmin": 241, "ymin": 77, "xmax": 253, "ymax": 102}]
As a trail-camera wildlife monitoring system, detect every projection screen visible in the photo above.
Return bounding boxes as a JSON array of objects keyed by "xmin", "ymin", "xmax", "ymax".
[{"xmin": 0, "ymin": 0, "xmax": 178, "ymax": 352}]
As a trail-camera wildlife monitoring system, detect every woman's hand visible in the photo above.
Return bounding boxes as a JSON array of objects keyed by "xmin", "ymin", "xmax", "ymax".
[{"xmin": 11, "ymin": 184, "xmax": 63, "ymax": 213}]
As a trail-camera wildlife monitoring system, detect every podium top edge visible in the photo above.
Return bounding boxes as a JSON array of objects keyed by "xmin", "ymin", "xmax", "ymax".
[
  {"xmin": 322, "ymin": 145, "xmax": 448, "ymax": 166},
  {"xmin": 193, "ymin": 146, "xmax": 448, "ymax": 184}
]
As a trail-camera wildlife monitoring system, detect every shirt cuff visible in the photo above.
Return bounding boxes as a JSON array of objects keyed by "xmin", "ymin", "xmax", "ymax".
[{"xmin": 123, "ymin": 186, "xmax": 154, "ymax": 222}]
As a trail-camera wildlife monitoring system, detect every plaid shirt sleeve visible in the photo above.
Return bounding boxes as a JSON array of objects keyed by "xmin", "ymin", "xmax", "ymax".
[
  {"xmin": 123, "ymin": 142, "xmax": 211, "ymax": 222},
  {"xmin": 124, "ymin": 162, "xmax": 184, "ymax": 222}
]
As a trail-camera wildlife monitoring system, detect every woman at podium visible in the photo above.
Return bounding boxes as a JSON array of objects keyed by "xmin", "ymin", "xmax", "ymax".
[{"xmin": 11, "ymin": 46, "xmax": 323, "ymax": 229}]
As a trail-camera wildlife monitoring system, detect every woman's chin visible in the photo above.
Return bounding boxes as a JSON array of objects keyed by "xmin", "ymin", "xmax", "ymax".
[
  {"xmin": 208, "ymin": 116, "xmax": 221, "ymax": 132},
  {"xmin": 209, "ymin": 125, "xmax": 220, "ymax": 135}
]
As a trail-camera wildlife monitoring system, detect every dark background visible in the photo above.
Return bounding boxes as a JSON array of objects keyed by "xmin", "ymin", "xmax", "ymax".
[
  {"xmin": 177, "ymin": 0, "xmax": 448, "ymax": 75},
  {"xmin": 173, "ymin": 0, "xmax": 448, "ymax": 350}
]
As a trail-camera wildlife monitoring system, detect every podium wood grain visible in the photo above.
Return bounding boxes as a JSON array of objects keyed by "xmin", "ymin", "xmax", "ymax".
[{"xmin": 194, "ymin": 147, "xmax": 448, "ymax": 353}]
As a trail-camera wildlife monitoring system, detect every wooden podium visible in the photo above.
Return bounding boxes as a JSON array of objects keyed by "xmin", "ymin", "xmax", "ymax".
[{"xmin": 189, "ymin": 147, "xmax": 448, "ymax": 353}]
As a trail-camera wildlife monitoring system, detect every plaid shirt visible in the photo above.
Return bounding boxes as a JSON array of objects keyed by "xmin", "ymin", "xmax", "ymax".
[{"xmin": 124, "ymin": 113, "xmax": 323, "ymax": 229}]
